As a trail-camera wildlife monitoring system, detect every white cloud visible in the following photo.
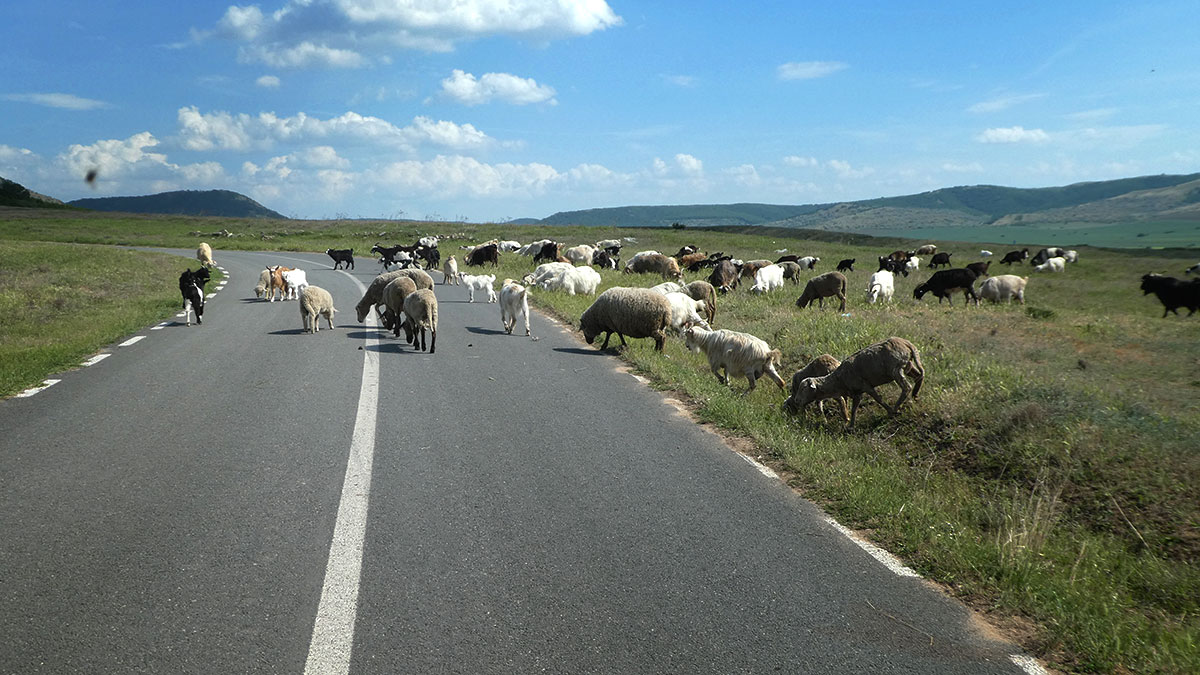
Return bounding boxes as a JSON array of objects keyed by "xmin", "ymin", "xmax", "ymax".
[
  {"xmin": 726, "ymin": 164, "xmax": 761, "ymax": 187},
  {"xmin": 256, "ymin": 75, "xmax": 281, "ymax": 88},
  {"xmin": 437, "ymin": 70, "xmax": 557, "ymax": 106},
  {"xmin": 783, "ymin": 155, "xmax": 819, "ymax": 168},
  {"xmin": 967, "ymin": 93, "xmax": 1044, "ymax": 113},
  {"xmin": 208, "ymin": 0, "xmax": 622, "ymax": 67},
  {"xmin": 54, "ymin": 132, "xmax": 229, "ymax": 191},
  {"xmin": 675, "ymin": 153, "xmax": 703, "ymax": 177},
  {"xmin": 976, "ymin": 126, "xmax": 1050, "ymax": 143},
  {"xmin": 1064, "ymin": 108, "xmax": 1118, "ymax": 122},
  {"xmin": 827, "ymin": 159, "xmax": 874, "ymax": 179},
  {"xmin": 372, "ymin": 155, "xmax": 561, "ymax": 198},
  {"xmin": 175, "ymin": 106, "xmax": 493, "ymax": 153},
  {"xmin": 777, "ymin": 61, "xmax": 848, "ymax": 80},
  {"xmin": 2, "ymin": 93, "xmax": 110, "ymax": 110}
]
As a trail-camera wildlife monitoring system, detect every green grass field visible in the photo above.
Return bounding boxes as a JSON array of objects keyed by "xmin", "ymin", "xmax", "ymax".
[
  {"xmin": 868, "ymin": 219, "xmax": 1200, "ymax": 250},
  {"xmin": 1, "ymin": 210, "xmax": 1196, "ymax": 673}
]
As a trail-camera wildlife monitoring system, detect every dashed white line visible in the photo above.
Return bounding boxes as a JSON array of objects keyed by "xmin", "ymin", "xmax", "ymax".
[
  {"xmin": 1009, "ymin": 654, "xmax": 1050, "ymax": 675},
  {"xmin": 82, "ymin": 354, "xmax": 110, "ymax": 367},
  {"xmin": 822, "ymin": 515, "xmax": 921, "ymax": 578},
  {"xmin": 118, "ymin": 336, "xmax": 146, "ymax": 347},
  {"xmin": 16, "ymin": 379, "xmax": 60, "ymax": 398},
  {"xmin": 150, "ymin": 322, "xmax": 170, "ymax": 330}
]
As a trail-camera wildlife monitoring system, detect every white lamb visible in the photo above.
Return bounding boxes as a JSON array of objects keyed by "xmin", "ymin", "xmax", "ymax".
[
  {"xmin": 538, "ymin": 265, "xmax": 601, "ymax": 296},
  {"xmin": 460, "ymin": 273, "xmax": 497, "ymax": 302},
  {"xmin": 683, "ymin": 325, "xmax": 786, "ymax": 392},
  {"xmin": 253, "ymin": 268, "xmax": 271, "ymax": 299},
  {"xmin": 905, "ymin": 256, "xmax": 921, "ymax": 273},
  {"xmin": 442, "ymin": 255, "xmax": 459, "ymax": 285},
  {"xmin": 866, "ymin": 269, "xmax": 894, "ymax": 304},
  {"xmin": 663, "ymin": 292, "xmax": 710, "ymax": 333},
  {"xmin": 1032, "ymin": 256, "xmax": 1066, "ymax": 273},
  {"xmin": 500, "ymin": 279, "xmax": 532, "ymax": 337},
  {"xmin": 281, "ymin": 268, "xmax": 308, "ymax": 300},
  {"xmin": 750, "ymin": 263, "xmax": 785, "ymax": 293},
  {"xmin": 299, "ymin": 285, "xmax": 337, "ymax": 333}
]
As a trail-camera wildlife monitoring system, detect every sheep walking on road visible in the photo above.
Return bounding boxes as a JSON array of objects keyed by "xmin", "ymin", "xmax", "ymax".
[
  {"xmin": 500, "ymin": 279, "xmax": 531, "ymax": 337},
  {"xmin": 683, "ymin": 325, "xmax": 786, "ymax": 393},
  {"xmin": 300, "ymin": 285, "xmax": 337, "ymax": 333},
  {"xmin": 196, "ymin": 242, "xmax": 215, "ymax": 269},
  {"xmin": 579, "ymin": 287, "xmax": 672, "ymax": 352},
  {"xmin": 401, "ymin": 288, "xmax": 438, "ymax": 353},
  {"xmin": 787, "ymin": 337, "xmax": 925, "ymax": 428}
]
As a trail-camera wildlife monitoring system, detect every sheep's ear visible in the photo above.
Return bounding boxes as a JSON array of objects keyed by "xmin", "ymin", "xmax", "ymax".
[{"xmin": 805, "ymin": 380, "xmax": 818, "ymax": 390}]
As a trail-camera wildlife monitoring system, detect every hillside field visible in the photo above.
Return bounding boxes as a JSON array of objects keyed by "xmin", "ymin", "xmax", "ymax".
[{"xmin": 1, "ymin": 209, "xmax": 1197, "ymax": 673}]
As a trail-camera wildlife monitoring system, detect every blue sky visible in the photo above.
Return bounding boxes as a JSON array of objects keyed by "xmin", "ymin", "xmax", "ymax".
[{"xmin": 2, "ymin": 1, "xmax": 1198, "ymax": 221}]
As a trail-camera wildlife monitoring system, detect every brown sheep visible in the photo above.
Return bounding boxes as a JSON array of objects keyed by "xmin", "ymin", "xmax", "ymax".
[
  {"xmin": 795, "ymin": 271, "xmax": 848, "ymax": 311},
  {"xmin": 622, "ymin": 253, "xmax": 684, "ymax": 282},
  {"xmin": 779, "ymin": 260, "xmax": 804, "ymax": 285},
  {"xmin": 782, "ymin": 354, "xmax": 847, "ymax": 419},
  {"xmin": 788, "ymin": 337, "xmax": 925, "ymax": 427},
  {"xmin": 683, "ymin": 280, "xmax": 717, "ymax": 325},
  {"xmin": 739, "ymin": 259, "xmax": 774, "ymax": 280}
]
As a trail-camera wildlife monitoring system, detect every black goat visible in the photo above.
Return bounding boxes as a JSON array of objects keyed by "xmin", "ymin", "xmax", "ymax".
[
  {"xmin": 913, "ymin": 268, "xmax": 979, "ymax": 305},
  {"xmin": 836, "ymin": 258, "xmax": 855, "ymax": 272},
  {"xmin": 178, "ymin": 268, "xmax": 208, "ymax": 326},
  {"xmin": 326, "ymin": 248, "xmax": 354, "ymax": 270},
  {"xmin": 1000, "ymin": 249, "xmax": 1029, "ymax": 265},
  {"xmin": 928, "ymin": 252, "xmax": 953, "ymax": 269},
  {"xmin": 1140, "ymin": 273, "xmax": 1200, "ymax": 317}
]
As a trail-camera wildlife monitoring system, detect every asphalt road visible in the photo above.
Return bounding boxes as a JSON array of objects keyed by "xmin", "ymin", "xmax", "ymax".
[{"xmin": 0, "ymin": 249, "xmax": 1036, "ymax": 674}]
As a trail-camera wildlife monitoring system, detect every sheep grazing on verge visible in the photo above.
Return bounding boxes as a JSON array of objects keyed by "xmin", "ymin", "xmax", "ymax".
[
  {"xmin": 1140, "ymin": 273, "xmax": 1200, "ymax": 317},
  {"xmin": 913, "ymin": 268, "xmax": 979, "ymax": 305},
  {"xmin": 750, "ymin": 263, "xmax": 785, "ymax": 293},
  {"xmin": 442, "ymin": 255, "xmax": 459, "ymax": 284},
  {"xmin": 663, "ymin": 292, "xmax": 710, "ymax": 333},
  {"xmin": 782, "ymin": 354, "xmax": 847, "ymax": 419},
  {"xmin": 380, "ymin": 277, "xmax": 418, "ymax": 337},
  {"xmin": 795, "ymin": 271, "xmax": 848, "ymax": 311},
  {"xmin": 683, "ymin": 280, "xmax": 717, "ymax": 325},
  {"xmin": 500, "ymin": 279, "xmax": 531, "ymax": 337},
  {"xmin": 253, "ymin": 268, "xmax": 271, "ymax": 299},
  {"xmin": 779, "ymin": 261, "xmax": 804, "ymax": 285},
  {"xmin": 836, "ymin": 259, "xmax": 855, "ymax": 272},
  {"xmin": 326, "ymin": 248, "xmax": 354, "ymax": 270},
  {"xmin": 196, "ymin": 242, "xmax": 215, "ymax": 269},
  {"xmin": 979, "ymin": 275, "xmax": 1028, "ymax": 304},
  {"xmin": 537, "ymin": 265, "xmax": 601, "ymax": 296},
  {"xmin": 579, "ymin": 287, "xmax": 672, "ymax": 352},
  {"xmin": 299, "ymin": 285, "xmax": 337, "ymax": 333},
  {"xmin": 1032, "ymin": 256, "xmax": 1066, "ymax": 273},
  {"xmin": 460, "ymin": 273, "xmax": 497, "ymax": 303},
  {"xmin": 401, "ymin": 288, "xmax": 438, "ymax": 353},
  {"xmin": 683, "ymin": 325, "xmax": 786, "ymax": 393},
  {"xmin": 281, "ymin": 268, "xmax": 308, "ymax": 300},
  {"xmin": 866, "ymin": 270, "xmax": 894, "ymax": 304},
  {"xmin": 788, "ymin": 337, "xmax": 925, "ymax": 428},
  {"xmin": 623, "ymin": 253, "xmax": 684, "ymax": 282}
]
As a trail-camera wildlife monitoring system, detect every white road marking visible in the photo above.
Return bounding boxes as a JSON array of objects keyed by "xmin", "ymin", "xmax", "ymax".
[
  {"xmin": 739, "ymin": 454, "xmax": 780, "ymax": 479},
  {"xmin": 150, "ymin": 322, "xmax": 169, "ymax": 330},
  {"xmin": 1009, "ymin": 654, "xmax": 1050, "ymax": 675},
  {"xmin": 305, "ymin": 274, "xmax": 376, "ymax": 675},
  {"xmin": 118, "ymin": 336, "xmax": 146, "ymax": 347},
  {"xmin": 82, "ymin": 354, "xmax": 110, "ymax": 367},
  {"xmin": 822, "ymin": 516, "xmax": 921, "ymax": 578},
  {"xmin": 16, "ymin": 379, "xmax": 60, "ymax": 398}
]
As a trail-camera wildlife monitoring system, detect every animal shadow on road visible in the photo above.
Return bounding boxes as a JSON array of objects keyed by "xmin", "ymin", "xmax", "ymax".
[
  {"xmin": 465, "ymin": 326, "xmax": 506, "ymax": 336},
  {"xmin": 552, "ymin": 346, "xmax": 614, "ymax": 356},
  {"xmin": 269, "ymin": 328, "xmax": 308, "ymax": 336}
]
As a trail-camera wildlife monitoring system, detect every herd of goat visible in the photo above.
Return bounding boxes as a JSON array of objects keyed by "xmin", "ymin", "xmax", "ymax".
[{"xmin": 177, "ymin": 235, "xmax": 1200, "ymax": 427}]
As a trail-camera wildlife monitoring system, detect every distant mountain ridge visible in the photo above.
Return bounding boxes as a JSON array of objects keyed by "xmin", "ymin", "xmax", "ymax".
[
  {"xmin": 68, "ymin": 189, "xmax": 286, "ymax": 219},
  {"xmin": 0, "ymin": 176, "xmax": 68, "ymax": 209},
  {"xmin": 532, "ymin": 173, "xmax": 1200, "ymax": 231}
]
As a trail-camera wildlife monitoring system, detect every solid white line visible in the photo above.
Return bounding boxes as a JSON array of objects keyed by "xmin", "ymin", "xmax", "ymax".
[
  {"xmin": 118, "ymin": 336, "xmax": 146, "ymax": 347},
  {"xmin": 822, "ymin": 515, "xmax": 921, "ymax": 578},
  {"xmin": 305, "ymin": 275, "xmax": 377, "ymax": 675},
  {"xmin": 740, "ymin": 453, "xmax": 780, "ymax": 479},
  {"xmin": 16, "ymin": 379, "xmax": 61, "ymax": 398},
  {"xmin": 82, "ymin": 354, "xmax": 110, "ymax": 367},
  {"xmin": 1009, "ymin": 654, "xmax": 1050, "ymax": 675}
]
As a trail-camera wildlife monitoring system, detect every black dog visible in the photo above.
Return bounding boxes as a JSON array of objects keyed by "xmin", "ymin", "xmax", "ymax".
[{"xmin": 179, "ymin": 268, "xmax": 209, "ymax": 326}]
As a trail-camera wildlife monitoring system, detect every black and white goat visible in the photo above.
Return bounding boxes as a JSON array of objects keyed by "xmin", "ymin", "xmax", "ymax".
[{"xmin": 179, "ymin": 268, "xmax": 209, "ymax": 326}]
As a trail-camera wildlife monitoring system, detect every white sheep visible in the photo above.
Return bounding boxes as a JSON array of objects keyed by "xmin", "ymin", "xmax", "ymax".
[
  {"xmin": 750, "ymin": 263, "xmax": 785, "ymax": 293},
  {"xmin": 517, "ymin": 239, "xmax": 554, "ymax": 256},
  {"xmin": 500, "ymin": 279, "xmax": 531, "ymax": 337},
  {"xmin": 538, "ymin": 265, "xmax": 601, "ymax": 296},
  {"xmin": 905, "ymin": 256, "xmax": 921, "ymax": 274},
  {"xmin": 562, "ymin": 244, "xmax": 596, "ymax": 266},
  {"xmin": 522, "ymin": 262, "xmax": 574, "ymax": 286},
  {"xmin": 980, "ymin": 249, "xmax": 993, "ymax": 258},
  {"xmin": 1062, "ymin": 250, "xmax": 1079, "ymax": 263},
  {"xmin": 498, "ymin": 240, "xmax": 522, "ymax": 252},
  {"xmin": 460, "ymin": 273, "xmax": 497, "ymax": 302},
  {"xmin": 650, "ymin": 281, "xmax": 684, "ymax": 295},
  {"xmin": 253, "ymin": 268, "xmax": 271, "ymax": 299},
  {"xmin": 299, "ymin": 285, "xmax": 337, "ymax": 333},
  {"xmin": 978, "ymin": 275, "xmax": 1028, "ymax": 304},
  {"xmin": 683, "ymin": 325, "xmax": 786, "ymax": 392},
  {"xmin": 401, "ymin": 288, "xmax": 438, "ymax": 353},
  {"xmin": 663, "ymin": 292, "xmax": 710, "ymax": 333},
  {"xmin": 196, "ymin": 242, "xmax": 215, "ymax": 268},
  {"xmin": 281, "ymin": 268, "xmax": 308, "ymax": 300},
  {"xmin": 866, "ymin": 269, "xmax": 894, "ymax": 304},
  {"xmin": 1032, "ymin": 256, "xmax": 1066, "ymax": 273},
  {"xmin": 442, "ymin": 255, "xmax": 459, "ymax": 285}
]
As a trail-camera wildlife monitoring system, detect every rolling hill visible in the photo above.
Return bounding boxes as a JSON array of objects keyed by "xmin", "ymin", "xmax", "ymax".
[{"xmin": 68, "ymin": 189, "xmax": 286, "ymax": 219}]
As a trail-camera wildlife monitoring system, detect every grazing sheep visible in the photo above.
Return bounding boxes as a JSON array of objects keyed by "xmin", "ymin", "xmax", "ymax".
[
  {"xmin": 1140, "ymin": 273, "xmax": 1200, "ymax": 317},
  {"xmin": 663, "ymin": 292, "xmax": 710, "ymax": 333},
  {"xmin": 1032, "ymin": 256, "xmax": 1066, "ymax": 273},
  {"xmin": 650, "ymin": 281, "xmax": 684, "ymax": 295},
  {"xmin": 750, "ymin": 263, "xmax": 785, "ymax": 293},
  {"xmin": 905, "ymin": 256, "xmax": 921, "ymax": 274},
  {"xmin": 979, "ymin": 250, "xmax": 993, "ymax": 258},
  {"xmin": 795, "ymin": 271, "xmax": 848, "ymax": 311},
  {"xmin": 788, "ymin": 337, "xmax": 925, "ymax": 427},
  {"xmin": 500, "ymin": 279, "xmax": 531, "ymax": 337},
  {"xmin": 299, "ymin": 285, "xmax": 337, "ymax": 333},
  {"xmin": 866, "ymin": 270, "xmax": 894, "ymax": 304},
  {"xmin": 523, "ymin": 262, "xmax": 575, "ymax": 286},
  {"xmin": 442, "ymin": 255, "xmax": 459, "ymax": 284},
  {"xmin": 979, "ymin": 275, "xmax": 1028, "ymax": 304},
  {"xmin": 782, "ymin": 354, "xmax": 847, "ymax": 419},
  {"xmin": 913, "ymin": 269, "xmax": 979, "ymax": 305},
  {"xmin": 562, "ymin": 244, "xmax": 596, "ymax": 266},
  {"xmin": 623, "ymin": 253, "xmax": 684, "ymax": 282},
  {"xmin": 538, "ymin": 265, "xmax": 601, "ymax": 296},
  {"xmin": 461, "ymin": 273, "xmax": 497, "ymax": 303},
  {"xmin": 380, "ymin": 277, "xmax": 418, "ymax": 337},
  {"xmin": 915, "ymin": 244, "xmax": 937, "ymax": 256},
  {"xmin": 356, "ymin": 270, "xmax": 409, "ymax": 322},
  {"xmin": 401, "ymin": 288, "xmax": 438, "ymax": 353},
  {"xmin": 253, "ymin": 268, "xmax": 271, "ymax": 299},
  {"xmin": 683, "ymin": 280, "xmax": 717, "ymax": 325},
  {"xmin": 683, "ymin": 325, "xmax": 786, "ymax": 392},
  {"xmin": 1062, "ymin": 250, "xmax": 1079, "ymax": 263},
  {"xmin": 579, "ymin": 287, "xmax": 672, "ymax": 352},
  {"xmin": 326, "ymin": 248, "xmax": 354, "ymax": 270},
  {"xmin": 796, "ymin": 256, "xmax": 819, "ymax": 270},
  {"xmin": 708, "ymin": 259, "xmax": 741, "ymax": 293},
  {"xmin": 740, "ymin": 259, "xmax": 774, "ymax": 280},
  {"xmin": 836, "ymin": 259, "xmax": 855, "ymax": 272},
  {"xmin": 196, "ymin": 242, "xmax": 215, "ymax": 269}
]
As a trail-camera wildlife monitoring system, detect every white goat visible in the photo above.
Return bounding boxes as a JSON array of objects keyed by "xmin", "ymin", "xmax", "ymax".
[
  {"xmin": 663, "ymin": 292, "xmax": 710, "ymax": 333},
  {"xmin": 1032, "ymin": 256, "xmax": 1066, "ymax": 273},
  {"xmin": 460, "ymin": 273, "xmax": 497, "ymax": 302},
  {"xmin": 281, "ymin": 268, "xmax": 308, "ymax": 300},
  {"xmin": 750, "ymin": 263, "xmax": 785, "ymax": 293},
  {"xmin": 866, "ymin": 270, "xmax": 894, "ymax": 304},
  {"xmin": 500, "ymin": 279, "xmax": 532, "ymax": 337},
  {"xmin": 683, "ymin": 325, "xmax": 786, "ymax": 392},
  {"xmin": 537, "ymin": 265, "xmax": 600, "ymax": 296}
]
